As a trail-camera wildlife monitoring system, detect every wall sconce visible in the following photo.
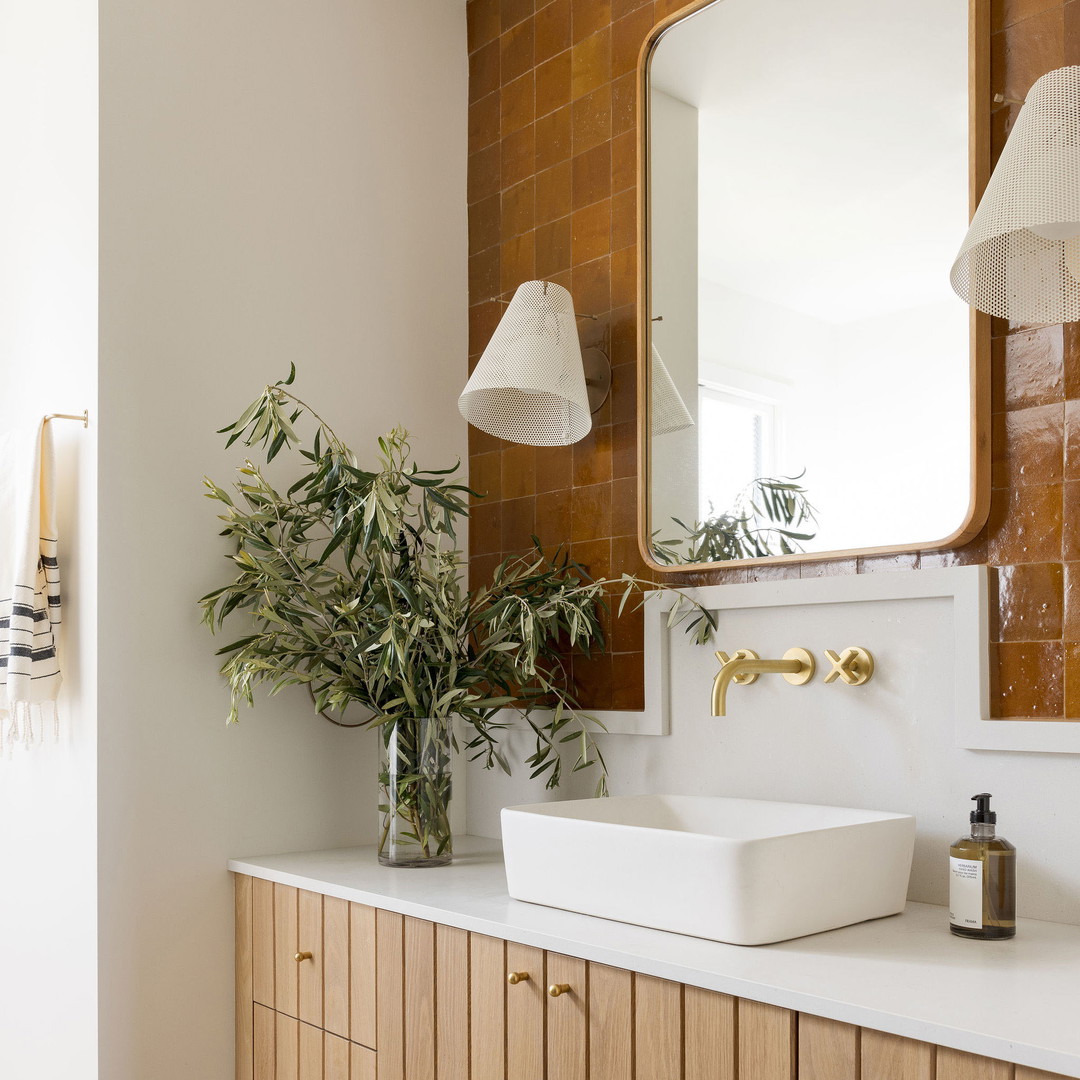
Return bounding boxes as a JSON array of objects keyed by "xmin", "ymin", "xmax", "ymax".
[
  {"xmin": 951, "ymin": 65, "xmax": 1080, "ymax": 323},
  {"xmin": 458, "ymin": 280, "xmax": 610, "ymax": 447}
]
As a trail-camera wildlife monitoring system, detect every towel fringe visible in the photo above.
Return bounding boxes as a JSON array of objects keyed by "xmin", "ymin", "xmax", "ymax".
[{"xmin": 0, "ymin": 701, "xmax": 59, "ymax": 756}]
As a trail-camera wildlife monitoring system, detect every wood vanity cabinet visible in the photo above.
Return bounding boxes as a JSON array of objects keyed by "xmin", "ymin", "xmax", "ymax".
[{"xmin": 234, "ymin": 874, "xmax": 1074, "ymax": 1080}]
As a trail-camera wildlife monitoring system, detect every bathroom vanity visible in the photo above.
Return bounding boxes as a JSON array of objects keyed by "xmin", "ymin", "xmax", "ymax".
[{"xmin": 231, "ymin": 838, "xmax": 1079, "ymax": 1080}]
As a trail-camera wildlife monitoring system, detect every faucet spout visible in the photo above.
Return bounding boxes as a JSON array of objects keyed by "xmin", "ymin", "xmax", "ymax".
[{"xmin": 711, "ymin": 649, "xmax": 815, "ymax": 716}]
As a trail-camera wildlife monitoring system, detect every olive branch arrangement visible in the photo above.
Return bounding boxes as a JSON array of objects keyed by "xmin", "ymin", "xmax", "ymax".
[{"xmin": 200, "ymin": 367, "xmax": 716, "ymax": 798}]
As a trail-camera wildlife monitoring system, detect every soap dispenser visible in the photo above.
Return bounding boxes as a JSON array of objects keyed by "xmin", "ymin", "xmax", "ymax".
[{"xmin": 949, "ymin": 793, "xmax": 1016, "ymax": 939}]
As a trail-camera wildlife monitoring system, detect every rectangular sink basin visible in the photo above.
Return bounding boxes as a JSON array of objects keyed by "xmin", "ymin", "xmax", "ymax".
[{"xmin": 502, "ymin": 794, "xmax": 915, "ymax": 946}]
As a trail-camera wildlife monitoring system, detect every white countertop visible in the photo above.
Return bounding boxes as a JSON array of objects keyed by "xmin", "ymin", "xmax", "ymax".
[{"xmin": 230, "ymin": 837, "xmax": 1080, "ymax": 1078}]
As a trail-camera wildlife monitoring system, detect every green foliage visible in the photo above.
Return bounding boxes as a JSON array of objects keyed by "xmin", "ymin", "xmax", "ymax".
[
  {"xmin": 652, "ymin": 475, "xmax": 817, "ymax": 566},
  {"xmin": 201, "ymin": 369, "xmax": 715, "ymax": 796}
]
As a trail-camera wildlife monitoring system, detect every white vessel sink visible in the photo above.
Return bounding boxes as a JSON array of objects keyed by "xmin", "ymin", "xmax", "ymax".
[{"xmin": 502, "ymin": 794, "xmax": 915, "ymax": 946}]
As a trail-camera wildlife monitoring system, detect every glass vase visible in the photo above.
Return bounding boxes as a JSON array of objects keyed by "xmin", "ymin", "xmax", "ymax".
[{"xmin": 378, "ymin": 717, "xmax": 454, "ymax": 868}]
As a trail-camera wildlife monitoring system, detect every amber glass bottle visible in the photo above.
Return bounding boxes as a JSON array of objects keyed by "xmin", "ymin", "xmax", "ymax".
[{"xmin": 949, "ymin": 793, "xmax": 1016, "ymax": 939}]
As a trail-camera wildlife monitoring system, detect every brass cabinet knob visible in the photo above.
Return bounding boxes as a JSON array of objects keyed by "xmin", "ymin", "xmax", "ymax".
[
  {"xmin": 548, "ymin": 983, "xmax": 572, "ymax": 997},
  {"xmin": 294, "ymin": 951, "xmax": 313, "ymax": 963},
  {"xmin": 507, "ymin": 971, "xmax": 530, "ymax": 985}
]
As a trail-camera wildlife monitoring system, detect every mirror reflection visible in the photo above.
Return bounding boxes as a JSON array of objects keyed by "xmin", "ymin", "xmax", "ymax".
[{"xmin": 645, "ymin": 0, "xmax": 975, "ymax": 567}]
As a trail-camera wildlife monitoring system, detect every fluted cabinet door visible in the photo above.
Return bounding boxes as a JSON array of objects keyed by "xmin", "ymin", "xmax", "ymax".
[
  {"xmin": 506, "ymin": 943, "xmax": 545, "ymax": 1080},
  {"xmin": 350, "ymin": 903, "xmax": 377, "ymax": 1050},
  {"xmin": 470, "ymin": 934, "xmax": 506, "ymax": 1080},
  {"xmin": 739, "ymin": 999, "xmax": 796, "ymax": 1080},
  {"xmin": 276, "ymin": 1013, "xmax": 299, "ymax": 1080},
  {"xmin": 253, "ymin": 1004, "xmax": 276, "ymax": 1080},
  {"xmin": 404, "ymin": 918, "xmax": 436, "ymax": 1080},
  {"xmin": 297, "ymin": 891, "xmax": 324, "ymax": 1028},
  {"xmin": 798, "ymin": 1014, "xmax": 858, "ymax": 1080},
  {"xmin": 375, "ymin": 910, "xmax": 404, "ymax": 1080},
  {"xmin": 275, "ymin": 885, "xmax": 300, "ymax": 1020},
  {"xmin": 547, "ymin": 952, "xmax": 587, "ymax": 1080},
  {"xmin": 1016, "ymin": 1068, "xmax": 1075, "ymax": 1080},
  {"xmin": 634, "ymin": 974, "xmax": 682, "ymax": 1080},
  {"xmin": 860, "ymin": 1030, "xmax": 934, "ymax": 1080},
  {"xmin": 590, "ymin": 963, "xmax": 633, "ymax": 1080},
  {"xmin": 436, "ymin": 925, "xmax": 470, "ymax": 1080},
  {"xmin": 936, "ymin": 1047, "xmax": 1013, "ymax": 1080},
  {"xmin": 324, "ymin": 1032, "xmax": 350, "ymax": 1080},
  {"xmin": 298, "ymin": 1021, "xmax": 323, "ymax": 1080},
  {"xmin": 684, "ymin": 987, "xmax": 735, "ymax": 1080},
  {"xmin": 236, "ymin": 875, "xmax": 254, "ymax": 1080},
  {"xmin": 322, "ymin": 896, "xmax": 350, "ymax": 1041}
]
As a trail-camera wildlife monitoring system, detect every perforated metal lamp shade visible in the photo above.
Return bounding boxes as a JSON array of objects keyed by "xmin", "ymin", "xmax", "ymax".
[
  {"xmin": 951, "ymin": 65, "xmax": 1080, "ymax": 324},
  {"xmin": 458, "ymin": 280, "xmax": 592, "ymax": 446},
  {"xmin": 651, "ymin": 344, "xmax": 694, "ymax": 435}
]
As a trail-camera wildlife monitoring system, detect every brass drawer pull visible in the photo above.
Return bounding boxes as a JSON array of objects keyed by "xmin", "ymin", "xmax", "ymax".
[
  {"xmin": 507, "ymin": 971, "xmax": 530, "ymax": 985},
  {"xmin": 294, "ymin": 951, "xmax": 313, "ymax": 963},
  {"xmin": 548, "ymin": 983, "xmax": 572, "ymax": 997}
]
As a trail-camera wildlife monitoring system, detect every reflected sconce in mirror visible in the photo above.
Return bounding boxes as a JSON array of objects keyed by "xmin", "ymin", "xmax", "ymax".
[
  {"xmin": 951, "ymin": 65, "xmax": 1080, "ymax": 323},
  {"xmin": 458, "ymin": 280, "xmax": 611, "ymax": 447},
  {"xmin": 650, "ymin": 343, "xmax": 694, "ymax": 436}
]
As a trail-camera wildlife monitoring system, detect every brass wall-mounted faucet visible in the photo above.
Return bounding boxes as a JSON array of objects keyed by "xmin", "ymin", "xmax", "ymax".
[{"xmin": 711, "ymin": 649, "xmax": 815, "ymax": 716}]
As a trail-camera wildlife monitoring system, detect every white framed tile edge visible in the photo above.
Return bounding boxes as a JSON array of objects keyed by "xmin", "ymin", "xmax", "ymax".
[{"xmin": 593, "ymin": 565, "xmax": 1080, "ymax": 753}]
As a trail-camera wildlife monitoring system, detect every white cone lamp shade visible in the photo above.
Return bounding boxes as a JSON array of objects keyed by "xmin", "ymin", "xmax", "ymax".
[
  {"xmin": 459, "ymin": 280, "xmax": 591, "ymax": 446},
  {"xmin": 650, "ymin": 343, "xmax": 695, "ymax": 435},
  {"xmin": 951, "ymin": 66, "xmax": 1080, "ymax": 323}
]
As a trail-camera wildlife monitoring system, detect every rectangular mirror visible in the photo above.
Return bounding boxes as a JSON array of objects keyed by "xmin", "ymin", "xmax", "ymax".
[{"xmin": 638, "ymin": 0, "xmax": 989, "ymax": 570}]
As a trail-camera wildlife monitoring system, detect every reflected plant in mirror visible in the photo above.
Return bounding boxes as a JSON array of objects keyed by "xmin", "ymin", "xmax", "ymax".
[{"xmin": 652, "ymin": 474, "xmax": 817, "ymax": 565}]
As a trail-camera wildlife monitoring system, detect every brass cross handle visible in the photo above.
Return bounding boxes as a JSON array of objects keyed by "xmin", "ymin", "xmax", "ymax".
[
  {"xmin": 713, "ymin": 649, "xmax": 761, "ymax": 685},
  {"xmin": 823, "ymin": 647, "xmax": 875, "ymax": 686},
  {"xmin": 507, "ymin": 971, "xmax": 530, "ymax": 985}
]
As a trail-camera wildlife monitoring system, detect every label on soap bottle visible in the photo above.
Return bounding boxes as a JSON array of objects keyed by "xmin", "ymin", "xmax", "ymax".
[{"xmin": 949, "ymin": 856, "xmax": 983, "ymax": 928}]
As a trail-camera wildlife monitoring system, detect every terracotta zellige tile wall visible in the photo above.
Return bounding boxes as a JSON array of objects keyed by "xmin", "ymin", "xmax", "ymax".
[{"xmin": 466, "ymin": 0, "xmax": 1080, "ymax": 718}]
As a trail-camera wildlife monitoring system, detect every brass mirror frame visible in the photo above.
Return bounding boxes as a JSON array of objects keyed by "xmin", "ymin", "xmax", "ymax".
[{"xmin": 636, "ymin": 0, "xmax": 992, "ymax": 574}]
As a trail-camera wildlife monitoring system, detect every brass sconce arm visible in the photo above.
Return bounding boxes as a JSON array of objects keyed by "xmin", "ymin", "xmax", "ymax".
[{"xmin": 711, "ymin": 649, "xmax": 815, "ymax": 716}]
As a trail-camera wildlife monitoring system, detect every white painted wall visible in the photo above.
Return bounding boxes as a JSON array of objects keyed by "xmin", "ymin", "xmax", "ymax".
[
  {"xmin": 467, "ymin": 576, "xmax": 1080, "ymax": 928},
  {"xmin": 0, "ymin": 2, "xmax": 99, "ymax": 1078},
  {"xmin": 96, "ymin": 3, "xmax": 467, "ymax": 1078}
]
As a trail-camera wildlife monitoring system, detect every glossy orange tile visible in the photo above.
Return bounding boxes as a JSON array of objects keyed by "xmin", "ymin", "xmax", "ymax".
[
  {"xmin": 535, "ymin": 159, "xmax": 572, "ymax": 226},
  {"xmin": 571, "ymin": 538, "xmax": 613, "ymax": 581},
  {"xmin": 997, "ymin": 562, "xmax": 1064, "ymax": 641},
  {"xmin": 572, "ymin": 85, "xmax": 612, "ymax": 152},
  {"xmin": 612, "ymin": 5, "xmax": 654, "ymax": 77},
  {"xmin": 502, "ymin": 0, "xmax": 534, "ymax": 32},
  {"xmin": 992, "ymin": 0, "xmax": 1061, "ymax": 32},
  {"xmin": 572, "ymin": 0, "xmax": 612, "ymax": 43},
  {"xmin": 611, "ymin": 475, "xmax": 637, "ymax": 537},
  {"xmin": 571, "ymin": 198, "xmax": 611, "ymax": 264},
  {"xmin": 501, "ymin": 495, "xmax": 537, "ymax": 551},
  {"xmin": 471, "ymin": 502, "xmax": 503, "ymax": 556},
  {"xmin": 855, "ymin": 553, "xmax": 920, "ymax": 574},
  {"xmin": 610, "ymin": 244, "xmax": 636, "ymax": 308},
  {"xmin": 1064, "ymin": 642, "xmax": 1080, "ymax": 717},
  {"xmin": 501, "ymin": 71, "xmax": 535, "ymax": 136},
  {"xmin": 572, "ymin": 481, "xmax": 612, "ymax": 541},
  {"xmin": 502, "ymin": 18, "xmax": 535, "ymax": 85},
  {"xmin": 535, "ymin": 0, "xmax": 571, "ymax": 62},
  {"xmin": 572, "ymin": 653, "xmax": 614, "ymax": 711},
  {"xmin": 998, "ymin": 404, "xmax": 1064, "ymax": 488},
  {"xmin": 612, "ymin": 420, "xmax": 637, "ymax": 480},
  {"xmin": 500, "ymin": 230, "xmax": 536, "ymax": 293},
  {"xmin": 1065, "ymin": 562, "xmax": 1080, "ymax": 640},
  {"xmin": 571, "ymin": 28, "xmax": 611, "ymax": 99},
  {"xmin": 468, "ymin": 0, "xmax": 502, "ymax": 53},
  {"xmin": 1062, "ymin": 481, "xmax": 1080, "ymax": 561},
  {"xmin": 611, "ymin": 129, "xmax": 636, "ymax": 192},
  {"xmin": 571, "ymin": 254, "xmax": 611, "ymax": 315},
  {"xmin": 468, "ymin": 300, "xmax": 503, "ymax": 356},
  {"xmin": 471, "ymin": 39, "xmax": 501, "ymax": 102},
  {"xmin": 610, "ymin": 188, "xmax": 636, "ymax": 251},
  {"xmin": 611, "ymin": 652, "xmax": 646, "ymax": 710},
  {"xmin": 502, "ymin": 178, "xmax": 535, "ymax": 240},
  {"xmin": 468, "ymin": 143, "xmax": 502, "ymax": 204},
  {"xmin": 470, "ymin": 451, "xmax": 504, "ymax": 504},
  {"xmin": 1003, "ymin": 325, "xmax": 1065, "ymax": 410},
  {"xmin": 612, "ymin": 0, "xmax": 653, "ymax": 18},
  {"xmin": 535, "ymin": 105, "xmax": 572, "ymax": 173},
  {"xmin": 536, "ymin": 487, "xmax": 572, "ymax": 544},
  {"xmin": 573, "ymin": 424, "xmax": 613, "ymax": 487},
  {"xmin": 502, "ymin": 124, "xmax": 536, "ymax": 187},
  {"xmin": 535, "ymin": 444, "xmax": 573, "ymax": 492},
  {"xmin": 469, "ymin": 92, "xmax": 502, "ymax": 154},
  {"xmin": 469, "ymin": 194, "xmax": 502, "ymax": 255},
  {"xmin": 993, "ymin": 641, "xmax": 1064, "ymax": 717},
  {"xmin": 986, "ymin": 483, "xmax": 1063, "ymax": 565},
  {"xmin": 571, "ymin": 142, "xmax": 612, "ymax": 209},
  {"xmin": 468, "ymin": 246, "xmax": 500, "ymax": 300},
  {"xmin": 536, "ymin": 50, "xmax": 572, "ymax": 117},
  {"xmin": 502, "ymin": 443, "xmax": 537, "ymax": 500},
  {"xmin": 535, "ymin": 216, "xmax": 572, "ymax": 278}
]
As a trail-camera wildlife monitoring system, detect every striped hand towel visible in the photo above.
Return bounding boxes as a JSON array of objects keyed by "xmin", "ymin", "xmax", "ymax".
[{"xmin": 0, "ymin": 421, "xmax": 61, "ymax": 750}]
